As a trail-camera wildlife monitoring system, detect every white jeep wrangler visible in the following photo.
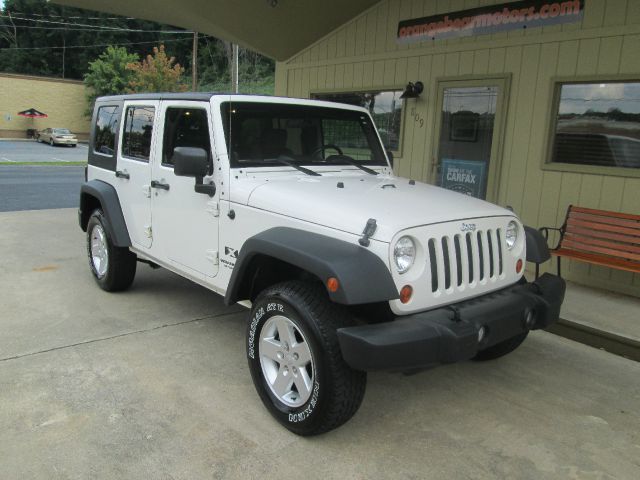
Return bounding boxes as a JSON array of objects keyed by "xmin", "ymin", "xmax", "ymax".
[{"xmin": 79, "ymin": 93, "xmax": 565, "ymax": 435}]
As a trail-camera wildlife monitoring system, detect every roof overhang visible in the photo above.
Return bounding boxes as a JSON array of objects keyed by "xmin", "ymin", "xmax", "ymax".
[{"xmin": 53, "ymin": 0, "xmax": 380, "ymax": 61}]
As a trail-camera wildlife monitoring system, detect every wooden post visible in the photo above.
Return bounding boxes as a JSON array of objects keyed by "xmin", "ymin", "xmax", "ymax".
[
  {"xmin": 232, "ymin": 43, "xmax": 239, "ymax": 93},
  {"xmin": 192, "ymin": 32, "xmax": 198, "ymax": 91}
]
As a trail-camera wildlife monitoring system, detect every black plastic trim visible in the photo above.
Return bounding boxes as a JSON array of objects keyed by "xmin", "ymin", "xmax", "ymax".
[
  {"xmin": 224, "ymin": 227, "xmax": 399, "ymax": 306},
  {"xmin": 524, "ymin": 225, "xmax": 551, "ymax": 264},
  {"xmin": 337, "ymin": 273, "xmax": 566, "ymax": 371},
  {"xmin": 78, "ymin": 180, "xmax": 131, "ymax": 247}
]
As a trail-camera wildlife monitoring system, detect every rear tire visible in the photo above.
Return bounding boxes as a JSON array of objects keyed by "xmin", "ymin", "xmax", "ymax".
[
  {"xmin": 86, "ymin": 209, "xmax": 136, "ymax": 292},
  {"xmin": 473, "ymin": 332, "xmax": 528, "ymax": 361},
  {"xmin": 247, "ymin": 280, "xmax": 366, "ymax": 436}
]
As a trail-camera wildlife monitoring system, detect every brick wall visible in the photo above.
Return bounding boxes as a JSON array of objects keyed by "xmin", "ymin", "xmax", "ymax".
[{"xmin": 0, "ymin": 73, "xmax": 90, "ymax": 140}]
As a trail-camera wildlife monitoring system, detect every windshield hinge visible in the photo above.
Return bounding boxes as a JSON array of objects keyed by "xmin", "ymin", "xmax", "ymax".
[{"xmin": 358, "ymin": 218, "xmax": 377, "ymax": 247}]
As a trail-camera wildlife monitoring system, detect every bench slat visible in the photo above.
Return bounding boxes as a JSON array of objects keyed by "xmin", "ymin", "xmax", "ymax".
[
  {"xmin": 571, "ymin": 206, "xmax": 640, "ymax": 222},
  {"xmin": 562, "ymin": 238, "xmax": 640, "ymax": 262},
  {"xmin": 568, "ymin": 211, "xmax": 640, "ymax": 230},
  {"xmin": 553, "ymin": 248, "xmax": 640, "ymax": 273},
  {"xmin": 564, "ymin": 232, "xmax": 640, "ymax": 255},
  {"xmin": 564, "ymin": 226, "xmax": 640, "ymax": 245},
  {"xmin": 566, "ymin": 218, "xmax": 640, "ymax": 238}
]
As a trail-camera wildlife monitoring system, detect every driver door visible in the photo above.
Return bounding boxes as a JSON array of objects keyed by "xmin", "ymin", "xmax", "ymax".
[{"xmin": 149, "ymin": 101, "xmax": 220, "ymax": 278}]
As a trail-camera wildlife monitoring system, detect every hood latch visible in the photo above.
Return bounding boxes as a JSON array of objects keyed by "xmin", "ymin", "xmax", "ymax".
[{"xmin": 359, "ymin": 218, "xmax": 377, "ymax": 247}]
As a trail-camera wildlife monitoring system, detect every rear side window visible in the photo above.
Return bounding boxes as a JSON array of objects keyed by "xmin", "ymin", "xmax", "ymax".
[
  {"xmin": 94, "ymin": 105, "xmax": 120, "ymax": 156},
  {"xmin": 122, "ymin": 106, "xmax": 155, "ymax": 161}
]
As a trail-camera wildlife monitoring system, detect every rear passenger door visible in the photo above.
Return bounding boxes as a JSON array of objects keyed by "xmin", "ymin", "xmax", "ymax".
[
  {"xmin": 115, "ymin": 101, "xmax": 158, "ymax": 249},
  {"xmin": 149, "ymin": 101, "xmax": 219, "ymax": 278}
]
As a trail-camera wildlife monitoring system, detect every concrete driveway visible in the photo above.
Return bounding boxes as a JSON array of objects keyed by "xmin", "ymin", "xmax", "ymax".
[{"xmin": 1, "ymin": 209, "xmax": 639, "ymax": 479}]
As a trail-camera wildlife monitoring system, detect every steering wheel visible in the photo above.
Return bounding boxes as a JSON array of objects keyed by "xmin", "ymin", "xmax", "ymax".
[{"xmin": 311, "ymin": 144, "xmax": 343, "ymax": 159}]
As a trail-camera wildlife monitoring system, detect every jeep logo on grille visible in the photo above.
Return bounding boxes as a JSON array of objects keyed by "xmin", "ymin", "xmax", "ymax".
[{"xmin": 461, "ymin": 223, "xmax": 477, "ymax": 232}]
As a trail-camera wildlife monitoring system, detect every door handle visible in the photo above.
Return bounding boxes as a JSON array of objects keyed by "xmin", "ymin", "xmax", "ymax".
[
  {"xmin": 150, "ymin": 180, "xmax": 170, "ymax": 191},
  {"xmin": 115, "ymin": 170, "xmax": 130, "ymax": 179}
]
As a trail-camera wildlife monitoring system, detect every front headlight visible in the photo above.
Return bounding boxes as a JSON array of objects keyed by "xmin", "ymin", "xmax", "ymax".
[
  {"xmin": 505, "ymin": 220, "xmax": 519, "ymax": 250},
  {"xmin": 394, "ymin": 236, "xmax": 415, "ymax": 274}
]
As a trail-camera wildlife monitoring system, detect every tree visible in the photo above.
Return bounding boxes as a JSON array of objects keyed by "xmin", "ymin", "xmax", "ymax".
[
  {"xmin": 84, "ymin": 46, "xmax": 139, "ymax": 114},
  {"xmin": 126, "ymin": 45, "xmax": 188, "ymax": 93}
]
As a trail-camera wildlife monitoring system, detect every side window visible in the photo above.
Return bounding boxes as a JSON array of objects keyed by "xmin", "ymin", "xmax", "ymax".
[
  {"xmin": 122, "ymin": 106, "xmax": 155, "ymax": 161},
  {"xmin": 94, "ymin": 105, "xmax": 120, "ymax": 156},
  {"xmin": 162, "ymin": 108, "xmax": 211, "ymax": 167}
]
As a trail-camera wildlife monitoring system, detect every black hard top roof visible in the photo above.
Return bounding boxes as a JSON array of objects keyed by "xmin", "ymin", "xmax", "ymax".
[{"xmin": 95, "ymin": 92, "xmax": 274, "ymax": 102}]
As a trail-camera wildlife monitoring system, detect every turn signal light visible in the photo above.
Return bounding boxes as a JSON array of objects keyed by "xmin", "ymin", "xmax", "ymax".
[
  {"xmin": 516, "ymin": 259, "xmax": 523, "ymax": 274},
  {"xmin": 400, "ymin": 285, "xmax": 413, "ymax": 304},
  {"xmin": 326, "ymin": 277, "xmax": 340, "ymax": 293}
]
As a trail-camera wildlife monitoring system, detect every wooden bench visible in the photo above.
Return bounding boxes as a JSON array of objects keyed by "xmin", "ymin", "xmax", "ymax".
[{"xmin": 540, "ymin": 205, "xmax": 640, "ymax": 277}]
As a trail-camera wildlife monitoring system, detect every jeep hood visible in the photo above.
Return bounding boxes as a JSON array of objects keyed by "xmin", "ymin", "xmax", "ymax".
[{"xmin": 237, "ymin": 173, "xmax": 513, "ymax": 242}]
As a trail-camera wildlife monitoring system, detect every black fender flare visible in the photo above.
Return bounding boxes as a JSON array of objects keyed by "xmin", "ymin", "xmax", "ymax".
[
  {"xmin": 79, "ymin": 180, "xmax": 131, "ymax": 247},
  {"xmin": 524, "ymin": 225, "xmax": 550, "ymax": 264},
  {"xmin": 224, "ymin": 227, "xmax": 399, "ymax": 306}
]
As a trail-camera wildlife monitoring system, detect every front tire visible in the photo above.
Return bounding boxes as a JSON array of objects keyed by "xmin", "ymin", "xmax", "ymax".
[
  {"xmin": 473, "ymin": 332, "xmax": 528, "ymax": 361},
  {"xmin": 86, "ymin": 209, "xmax": 136, "ymax": 291},
  {"xmin": 247, "ymin": 281, "xmax": 366, "ymax": 436}
]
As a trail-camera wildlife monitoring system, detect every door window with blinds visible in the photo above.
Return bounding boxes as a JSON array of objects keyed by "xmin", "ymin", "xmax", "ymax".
[{"xmin": 550, "ymin": 81, "xmax": 640, "ymax": 170}]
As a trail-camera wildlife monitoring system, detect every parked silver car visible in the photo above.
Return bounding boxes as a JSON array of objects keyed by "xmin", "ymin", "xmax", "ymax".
[{"xmin": 38, "ymin": 128, "xmax": 78, "ymax": 147}]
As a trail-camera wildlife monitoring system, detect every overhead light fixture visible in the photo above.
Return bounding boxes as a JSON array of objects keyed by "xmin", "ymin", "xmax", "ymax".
[
  {"xmin": 400, "ymin": 81, "xmax": 424, "ymax": 99},
  {"xmin": 266, "ymin": 0, "xmax": 278, "ymax": 7}
]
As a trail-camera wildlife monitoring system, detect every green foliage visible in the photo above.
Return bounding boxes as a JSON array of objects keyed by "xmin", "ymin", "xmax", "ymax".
[
  {"xmin": 126, "ymin": 45, "xmax": 188, "ymax": 93},
  {"xmin": 84, "ymin": 46, "xmax": 138, "ymax": 115},
  {"xmin": 1, "ymin": 0, "xmax": 275, "ymax": 95}
]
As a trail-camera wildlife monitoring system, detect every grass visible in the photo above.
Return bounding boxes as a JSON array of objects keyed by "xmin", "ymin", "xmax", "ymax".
[{"xmin": 0, "ymin": 161, "xmax": 87, "ymax": 166}]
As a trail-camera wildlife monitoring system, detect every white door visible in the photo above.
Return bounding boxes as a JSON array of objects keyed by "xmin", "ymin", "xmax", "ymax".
[
  {"xmin": 115, "ymin": 101, "xmax": 159, "ymax": 249},
  {"xmin": 149, "ymin": 101, "xmax": 220, "ymax": 278}
]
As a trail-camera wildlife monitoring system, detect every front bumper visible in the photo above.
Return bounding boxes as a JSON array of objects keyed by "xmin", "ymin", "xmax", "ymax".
[{"xmin": 337, "ymin": 273, "xmax": 565, "ymax": 371}]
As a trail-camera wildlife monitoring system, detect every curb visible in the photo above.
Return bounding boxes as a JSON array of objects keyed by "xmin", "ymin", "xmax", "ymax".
[{"xmin": 547, "ymin": 318, "xmax": 640, "ymax": 362}]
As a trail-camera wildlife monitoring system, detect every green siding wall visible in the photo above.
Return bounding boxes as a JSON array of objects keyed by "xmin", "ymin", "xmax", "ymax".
[{"xmin": 277, "ymin": 0, "xmax": 640, "ymax": 296}]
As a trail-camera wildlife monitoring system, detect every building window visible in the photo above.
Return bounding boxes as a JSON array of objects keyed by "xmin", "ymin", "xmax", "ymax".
[
  {"xmin": 93, "ymin": 105, "xmax": 120, "ymax": 156},
  {"xmin": 313, "ymin": 91, "xmax": 403, "ymax": 152},
  {"xmin": 550, "ymin": 81, "xmax": 640, "ymax": 170},
  {"xmin": 122, "ymin": 106, "xmax": 155, "ymax": 161}
]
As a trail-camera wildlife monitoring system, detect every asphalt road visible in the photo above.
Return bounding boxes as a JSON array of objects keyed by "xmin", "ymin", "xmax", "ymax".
[
  {"xmin": 0, "ymin": 140, "xmax": 88, "ymax": 163},
  {"xmin": 0, "ymin": 165, "xmax": 84, "ymax": 212}
]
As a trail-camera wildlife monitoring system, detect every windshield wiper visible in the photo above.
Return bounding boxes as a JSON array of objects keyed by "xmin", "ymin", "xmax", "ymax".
[
  {"xmin": 328, "ymin": 154, "xmax": 379, "ymax": 175},
  {"xmin": 273, "ymin": 155, "xmax": 321, "ymax": 176}
]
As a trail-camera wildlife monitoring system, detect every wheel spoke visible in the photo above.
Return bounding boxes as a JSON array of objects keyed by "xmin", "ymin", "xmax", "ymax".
[
  {"xmin": 275, "ymin": 317, "xmax": 297, "ymax": 349},
  {"xmin": 291, "ymin": 343, "xmax": 312, "ymax": 366},
  {"xmin": 294, "ymin": 369, "xmax": 312, "ymax": 400},
  {"xmin": 271, "ymin": 366, "xmax": 292, "ymax": 398},
  {"xmin": 260, "ymin": 337, "xmax": 282, "ymax": 362}
]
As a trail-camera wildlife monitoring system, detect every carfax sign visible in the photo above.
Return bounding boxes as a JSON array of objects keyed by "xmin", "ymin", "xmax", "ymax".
[
  {"xmin": 440, "ymin": 159, "xmax": 486, "ymax": 199},
  {"xmin": 397, "ymin": 0, "xmax": 584, "ymax": 44}
]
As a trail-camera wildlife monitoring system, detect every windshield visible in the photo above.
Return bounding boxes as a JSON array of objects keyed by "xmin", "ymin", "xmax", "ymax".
[
  {"xmin": 221, "ymin": 102, "xmax": 387, "ymax": 168},
  {"xmin": 54, "ymin": 129, "xmax": 71, "ymax": 134}
]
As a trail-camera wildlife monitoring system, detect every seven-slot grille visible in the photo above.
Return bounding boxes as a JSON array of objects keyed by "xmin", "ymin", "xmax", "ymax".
[{"xmin": 427, "ymin": 229, "xmax": 504, "ymax": 293}]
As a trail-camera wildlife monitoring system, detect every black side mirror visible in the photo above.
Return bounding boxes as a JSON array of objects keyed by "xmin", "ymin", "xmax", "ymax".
[
  {"xmin": 386, "ymin": 150, "xmax": 394, "ymax": 168},
  {"xmin": 173, "ymin": 147, "xmax": 209, "ymax": 177},
  {"xmin": 173, "ymin": 147, "xmax": 216, "ymax": 197}
]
